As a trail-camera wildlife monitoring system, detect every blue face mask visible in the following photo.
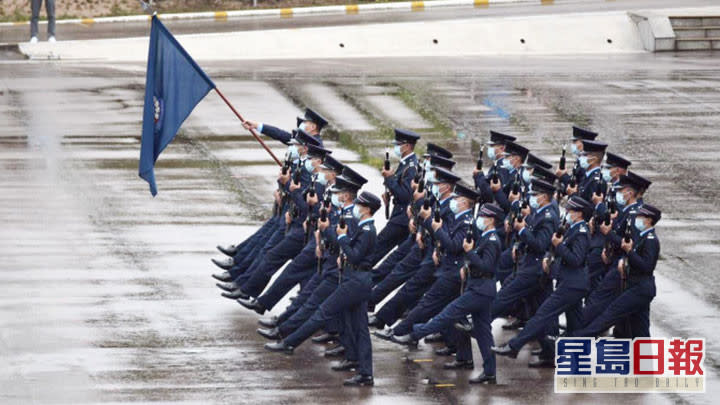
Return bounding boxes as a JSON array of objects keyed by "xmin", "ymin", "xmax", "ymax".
[
  {"xmin": 425, "ymin": 170, "xmax": 436, "ymax": 183},
  {"xmin": 316, "ymin": 172, "xmax": 327, "ymax": 185},
  {"xmin": 304, "ymin": 159, "xmax": 315, "ymax": 173},
  {"xmin": 487, "ymin": 147, "xmax": 496, "ymax": 161},
  {"xmin": 615, "ymin": 190, "xmax": 626, "ymax": 206},
  {"xmin": 602, "ymin": 167, "xmax": 612, "ymax": 182},
  {"xmin": 431, "ymin": 184, "xmax": 440, "ymax": 198},
  {"xmin": 522, "ymin": 169, "xmax": 531, "ymax": 184},
  {"xmin": 299, "ymin": 122, "xmax": 308, "ymax": 132},
  {"xmin": 564, "ymin": 212, "xmax": 574, "ymax": 225},
  {"xmin": 352, "ymin": 205, "xmax": 362, "ymax": 220},
  {"xmin": 476, "ymin": 216, "xmax": 488, "ymax": 231},
  {"xmin": 331, "ymin": 193, "xmax": 342, "ymax": 208},
  {"xmin": 393, "ymin": 144, "xmax": 403, "ymax": 158},
  {"xmin": 570, "ymin": 143, "xmax": 580, "ymax": 156},
  {"xmin": 424, "ymin": 160, "xmax": 431, "ymax": 171},
  {"xmin": 634, "ymin": 217, "xmax": 646, "ymax": 232},
  {"xmin": 529, "ymin": 195, "xmax": 540, "ymax": 209},
  {"xmin": 288, "ymin": 145, "xmax": 299, "ymax": 161},
  {"xmin": 449, "ymin": 199, "xmax": 460, "ymax": 214},
  {"xmin": 578, "ymin": 155, "xmax": 590, "ymax": 169},
  {"xmin": 502, "ymin": 158, "xmax": 514, "ymax": 170}
]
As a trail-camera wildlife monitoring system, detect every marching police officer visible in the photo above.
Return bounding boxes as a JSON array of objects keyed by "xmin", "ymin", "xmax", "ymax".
[
  {"xmin": 493, "ymin": 196, "xmax": 592, "ymax": 365},
  {"xmin": 572, "ymin": 203, "xmax": 661, "ymax": 338},
  {"xmin": 265, "ymin": 191, "xmax": 381, "ymax": 387},
  {"xmin": 369, "ymin": 129, "xmax": 420, "ymax": 264}
]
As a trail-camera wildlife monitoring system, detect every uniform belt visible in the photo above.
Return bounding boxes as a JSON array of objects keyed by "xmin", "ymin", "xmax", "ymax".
[
  {"xmin": 628, "ymin": 273, "xmax": 652, "ymax": 282},
  {"xmin": 469, "ymin": 270, "xmax": 494, "ymax": 280},
  {"xmin": 347, "ymin": 264, "xmax": 371, "ymax": 272}
]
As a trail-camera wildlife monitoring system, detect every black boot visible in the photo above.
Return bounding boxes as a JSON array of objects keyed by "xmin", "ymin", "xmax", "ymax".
[
  {"xmin": 237, "ymin": 297, "xmax": 266, "ymax": 315},
  {"xmin": 212, "ymin": 257, "xmax": 235, "ymax": 270},
  {"xmin": 390, "ymin": 334, "xmax": 418, "ymax": 348},
  {"xmin": 492, "ymin": 344, "xmax": 519, "ymax": 359},
  {"xmin": 212, "ymin": 271, "xmax": 233, "ymax": 282},
  {"xmin": 368, "ymin": 314, "xmax": 385, "ymax": 329},
  {"xmin": 331, "ymin": 359, "xmax": 359, "ymax": 371},
  {"xmin": 258, "ymin": 316, "xmax": 278, "ymax": 328},
  {"xmin": 221, "ymin": 289, "xmax": 249, "ymax": 300},
  {"xmin": 443, "ymin": 359, "xmax": 474, "ymax": 370},
  {"xmin": 324, "ymin": 344, "xmax": 346, "ymax": 358},
  {"xmin": 257, "ymin": 327, "xmax": 282, "ymax": 340},
  {"xmin": 216, "ymin": 281, "xmax": 239, "ymax": 292},
  {"xmin": 469, "ymin": 373, "xmax": 496, "ymax": 384},
  {"xmin": 264, "ymin": 340, "xmax": 294, "ymax": 355},
  {"xmin": 311, "ymin": 332, "xmax": 339, "ymax": 344},
  {"xmin": 373, "ymin": 328, "xmax": 394, "ymax": 341},
  {"xmin": 217, "ymin": 244, "xmax": 238, "ymax": 257},
  {"xmin": 424, "ymin": 333, "xmax": 444, "ymax": 343},
  {"xmin": 343, "ymin": 374, "xmax": 374, "ymax": 386},
  {"xmin": 454, "ymin": 319, "xmax": 473, "ymax": 333},
  {"xmin": 434, "ymin": 346, "xmax": 456, "ymax": 356}
]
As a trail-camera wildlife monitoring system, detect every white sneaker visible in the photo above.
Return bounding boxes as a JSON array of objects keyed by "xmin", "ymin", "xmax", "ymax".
[
  {"xmin": 48, "ymin": 36, "xmax": 56, "ymax": 43},
  {"xmin": 29, "ymin": 36, "xmax": 38, "ymax": 44}
]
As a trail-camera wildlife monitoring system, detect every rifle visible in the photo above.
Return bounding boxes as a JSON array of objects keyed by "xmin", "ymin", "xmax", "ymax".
[
  {"xmin": 433, "ymin": 200, "xmax": 444, "ymax": 264},
  {"xmin": 384, "ymin": 151, "xmax": 391, "ymax": 220},
  {"xmin": 338, "ymin": 213, "xmax": 347, "ymax": 284},
  {"xmin": 476, "ymin": 145, "xmax": 485, "ymax": 171},
  {"xmin": 317, "ymin": 202, "xmax": 328, "ymax": 275},
  {"xmin": 274, "ymin": 152, "xmax": 292, "ymax": 217},
  {"xmin": 545, "ymin": 214, "xmax": 569, "ymax": 268},
  {"xmin": 621, "ymin": 217, "xmax": 632, "ymax": 290},
  {"xmin": 556, "ymin": 145, "xmax": 567, "ymax": 198},
  {"xmin": 286, "ymin": 167, "xmax": 303, "ymax": 233},
  {"xmin": 303, "ymin": 175, "xmax": 318, "ymax": 244}
]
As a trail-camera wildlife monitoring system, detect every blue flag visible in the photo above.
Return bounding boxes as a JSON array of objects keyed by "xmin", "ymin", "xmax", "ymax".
[{"xmin": 139, "ymin": 16, "xmax": 215, "ymax": 196}]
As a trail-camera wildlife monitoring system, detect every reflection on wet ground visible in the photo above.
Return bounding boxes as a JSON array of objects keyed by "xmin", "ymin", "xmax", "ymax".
[{"xmin": 1, "ymin": 52, "xmax": 719, "ymax": 403}]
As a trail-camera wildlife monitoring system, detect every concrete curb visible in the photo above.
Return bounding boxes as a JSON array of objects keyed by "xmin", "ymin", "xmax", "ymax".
[{"xmin": 0, "ymin": 0, "xmax": 539, "ymax": 27}]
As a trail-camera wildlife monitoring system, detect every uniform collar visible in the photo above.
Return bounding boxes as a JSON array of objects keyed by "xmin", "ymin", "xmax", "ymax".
[
  {"xmin": 536, "ymin": 203, "xmax": 551, "ymax": 214},
  {"xmin": 454, "ymin": 209, "xmax": 471, "ymax": 220},
  {"xmin": 623, "ymin": 201, "xmax": 639, "ymax": 213},
  {"xmin": 482, "ymin": 229, "xmax": 497, "ymax": 238},
  {"xmin": 640, "ymin": 227, "xmax": 654, "ymax": 237},
  {"xmin": 358, "ymin": 218, "xmax": 374, "ymax": 227},
  {"xmin": 585, "ymin": 166, "xmax": 601, "ymax": 177},
  {"xmin": 401, "ymin": 153, "xmax": 416, "ymax": 164},
  {"xmin": 343, "ymin": 204, "xmax": 355, "ymax": 213},
  {"xmin": 570, "ymin": 220, "xmax": 586, "ymax": 230}
]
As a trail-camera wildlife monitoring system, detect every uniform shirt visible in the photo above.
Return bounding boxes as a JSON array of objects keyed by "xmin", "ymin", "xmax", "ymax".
[
  {"xmin": 433, "ymin": 209, "xmax": 473, "ymax": 281},
  {"xmin": 552, "ymin": 220, "xmax": 590, "ymax": 290},
  {"xmin": 576, "ymin": 166, "xmax": 606, "ymax": 203},
  {"xmin": 627, "ymin": 227, "xmax": 660, "ymax": 279},
  {"xmin": 338, "ymin": 218, "xmax": 377, "ymax": 269},
  {"xmin": 384, "ymin": 153, "xmax": 418, "ymax": 225},
  {"xmin": 466, "ymin": 229, "xmax": 502, "ymax": 297},
  {"xmin": 517, "ymin": 203, "xmax": 559, "ymax": 274}
]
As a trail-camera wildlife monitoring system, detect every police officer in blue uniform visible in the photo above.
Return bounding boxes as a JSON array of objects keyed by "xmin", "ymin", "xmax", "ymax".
[
  {"xmin": 493, "ymin": 196, "xmax": 593, "ymax": 365},
  {"xmin": 237, "ymin": 155, "xmax": 345, "ymax": 315},
  {"xmin": 389, "ymin": 179, "xmax": 474, "ymax": 345},
  {"xmin": 242, "ymin": 107, "xmax": 328, "ymax": 146},
  {"xmin": 370, "ymin": 145, "xmax": 454, "ymax": 286},
  {"xmin": 556, "ymin": 126, "xmax": 599, "ymax": 189},
  {"xmin": 256, "ymin": 170, "xmax": 366, "ymax": 341},
  {"xmin": 265, "ymin": 191, "xmax": 381, "ymax": 387},
  {"xmin": 474, "ymin": 130, "xmax": 516, "ymax": 204},
  {"xmin": 572, "ymin": 203, "xmax": 661, "ymax": 338},
  {"xmin": 369, "ymin": 154, "xmax": 457, "ymax": 311},
  {"xmin": 217, "ymin": 140, "xmax": 330, "ymax": 299},
  {"xmin": 368, "ymin": 129, "xmax": 420, "ymax": 265},
  {"xmin": 371, "ymin": 167, "xmax": 459, "ymax": 334},
  {"xmin": 216, "ymin": 131, "xmax": 322, "ymax": 294},
  {"xmin": 585, "ymin": 152, "xmax": 632, "ymax": 293},
  {"xmin": 407, "ymin": 202, "xmax": 504, "ymax": 384},
  {"xmin": 490, "ymin": 141, "xmax": 529, "ymax": 214},
  {"xmin": 565, "ymin": 140, "xmax": 607, "ymax": 202},
  {"xmin": 582, "ymin": 172, "xmax": 651, "ymax": 329},
  {"xmin": 491, "ymin": 179, "xmax": 558, "ymax": 323}
]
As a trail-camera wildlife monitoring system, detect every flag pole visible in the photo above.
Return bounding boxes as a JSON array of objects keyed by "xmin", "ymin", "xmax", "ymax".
[{"xmin": 214, "ymin": 87, "xmax": 282, "ymax": 167}]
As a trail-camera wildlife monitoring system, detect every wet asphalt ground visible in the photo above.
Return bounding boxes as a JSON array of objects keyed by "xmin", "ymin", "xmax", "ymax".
[{"xmin": 2, "ymin": 4, "xmax": 720, "ymax": 404}]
